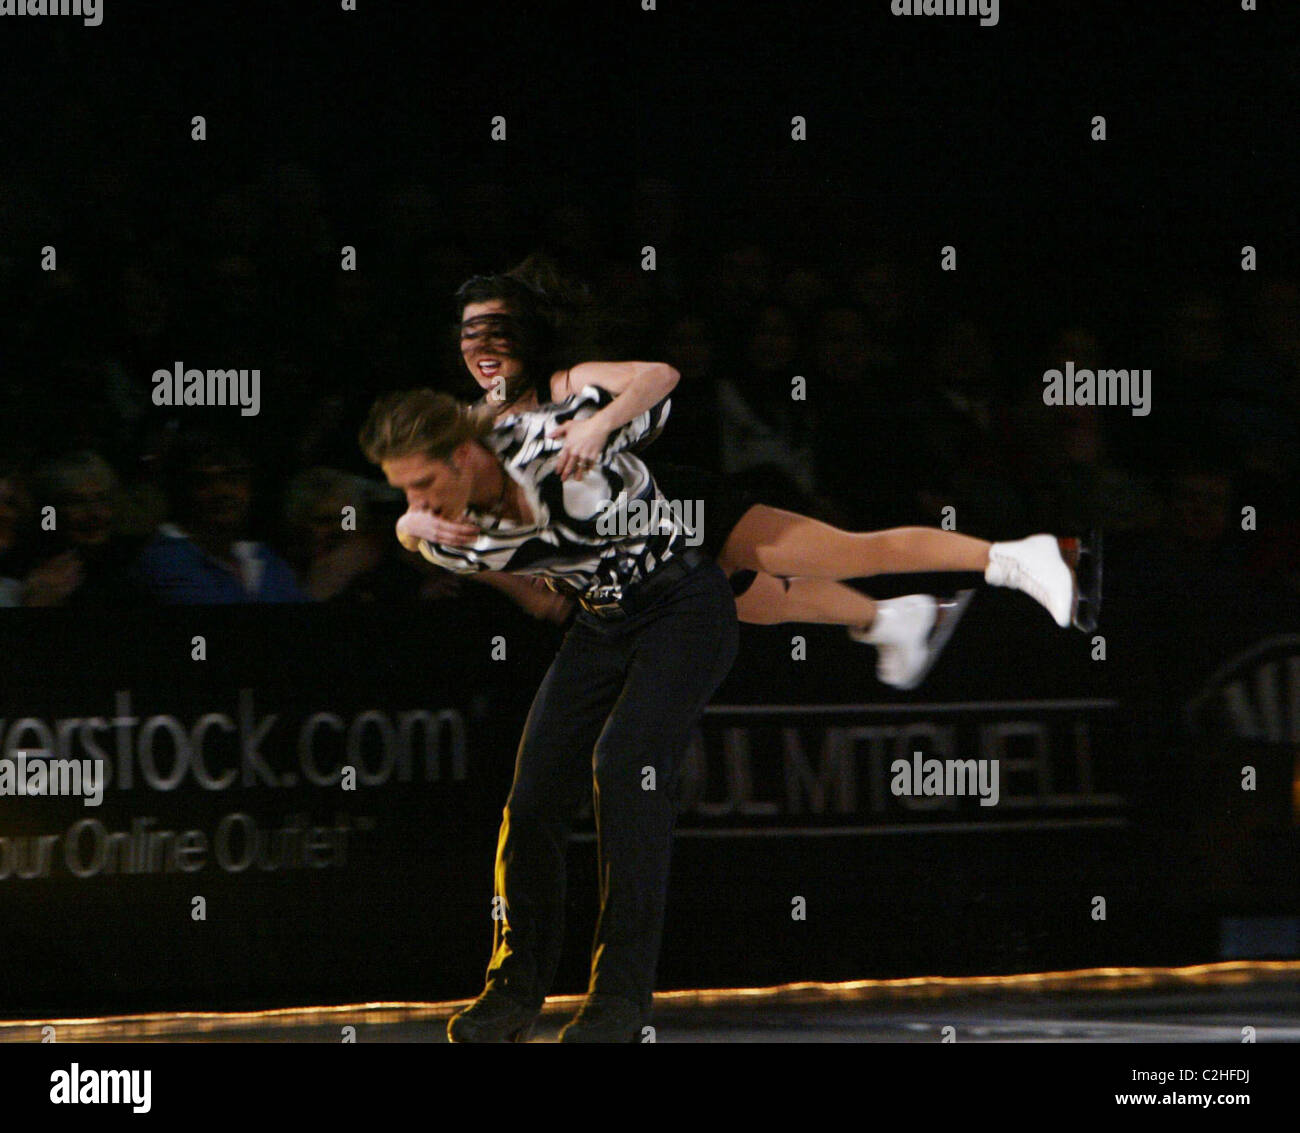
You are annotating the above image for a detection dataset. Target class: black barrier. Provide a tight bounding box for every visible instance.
[0,534,1296,1016]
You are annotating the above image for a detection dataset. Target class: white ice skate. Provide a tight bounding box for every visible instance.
[984,530,1103,631]
[850,590,976,690]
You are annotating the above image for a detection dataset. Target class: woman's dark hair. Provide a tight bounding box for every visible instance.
[453,253,600,407]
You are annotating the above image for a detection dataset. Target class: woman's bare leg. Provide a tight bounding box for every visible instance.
[733,571,877,628]
[720,505,990,581]
[729,569,972,690]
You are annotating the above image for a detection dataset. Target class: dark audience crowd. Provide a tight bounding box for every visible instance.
[2,161,1297,613]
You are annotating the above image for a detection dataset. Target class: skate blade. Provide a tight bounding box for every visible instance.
[1069,528,1103,633]
[896,588,976,691]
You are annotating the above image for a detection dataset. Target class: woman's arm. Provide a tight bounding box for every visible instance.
[553,361,679,434]
[549,361,679,480]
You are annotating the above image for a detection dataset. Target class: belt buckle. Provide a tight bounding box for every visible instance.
[582,594,627,620]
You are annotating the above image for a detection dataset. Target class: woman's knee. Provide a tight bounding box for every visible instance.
[734,572,794,625]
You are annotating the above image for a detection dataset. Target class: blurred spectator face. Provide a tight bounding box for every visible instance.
[286,469,364,562]
[664,316,714,377]
[36,454,118,549]
[745,305,797,374]
[1171,470,1232,542]
[62,472,115,550]
[0,477,25,555]
[815,307,870,382]
[189,463,253,534]
[460,299,527,396]
[306,493,350,559]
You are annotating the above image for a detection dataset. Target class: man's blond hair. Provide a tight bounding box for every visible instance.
[359,389,495,465]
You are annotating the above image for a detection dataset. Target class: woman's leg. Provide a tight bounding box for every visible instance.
[720,505,1097,632]
[720,505,990,581]
[730,569,973,691]
[734,571,877,628]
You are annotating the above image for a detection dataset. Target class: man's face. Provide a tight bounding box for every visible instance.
[460,299,526,397]
[383,448,474,520]
[190,464,253,531]
[63,475,114,548]
[307,495,349,558]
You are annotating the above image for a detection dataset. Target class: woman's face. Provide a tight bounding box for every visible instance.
[460,299,527,398]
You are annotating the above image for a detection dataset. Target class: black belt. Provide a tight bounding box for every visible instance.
[578,548,706,620]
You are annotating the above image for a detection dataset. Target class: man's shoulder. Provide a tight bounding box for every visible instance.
[494,384,610,429]
[488,393,602,463]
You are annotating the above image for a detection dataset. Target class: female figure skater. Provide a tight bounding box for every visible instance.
[399,264,1100,690]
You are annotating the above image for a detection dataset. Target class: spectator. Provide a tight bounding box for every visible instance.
[715,303,819,506]
[20,451,147,608]
[136,434,307,604]
[1010,327,1163,534]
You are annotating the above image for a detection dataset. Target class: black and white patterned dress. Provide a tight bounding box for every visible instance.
[414,386,689,605]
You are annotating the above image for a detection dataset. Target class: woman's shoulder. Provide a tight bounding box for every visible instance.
[547,368,574,401]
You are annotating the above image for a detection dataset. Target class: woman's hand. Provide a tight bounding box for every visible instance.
[549,416,613,481]
[396,508,481,549]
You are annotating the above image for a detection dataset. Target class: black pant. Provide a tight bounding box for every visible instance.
[484,558,739,1017]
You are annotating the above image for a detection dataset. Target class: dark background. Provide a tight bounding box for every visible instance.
[1,2,1297,539]
[0,0,1297,1015]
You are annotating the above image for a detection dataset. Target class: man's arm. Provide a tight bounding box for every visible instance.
[469,571,573,622]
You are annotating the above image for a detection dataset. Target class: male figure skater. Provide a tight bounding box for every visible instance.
[360,384,739,1042]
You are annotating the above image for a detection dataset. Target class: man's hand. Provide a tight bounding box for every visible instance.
[396,508,481,549]
[469,571,575,622]
[548,415,613,481]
